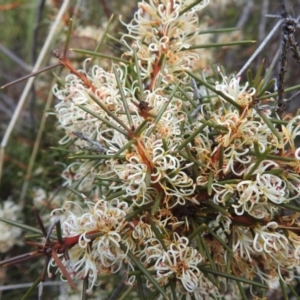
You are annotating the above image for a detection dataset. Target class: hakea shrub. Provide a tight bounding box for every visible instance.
[39,0,300,299]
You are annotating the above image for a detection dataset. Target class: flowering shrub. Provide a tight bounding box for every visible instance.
[2,0,300,299]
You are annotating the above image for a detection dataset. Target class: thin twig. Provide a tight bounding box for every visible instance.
[0,281,65,291]
[236,0,253,28]
[258,0,269,42]
[108,277,126,300]
[19,76,58,206]
[72,131,108,153]
[100,0,112,19]
[277,27,289,112]
[0,43,32,72]
[0,0,70,184]
[277,0,300,114]
[282,88,300,112]
[236,20,282,77]
[190,79,204,117]
[31,0,46,64]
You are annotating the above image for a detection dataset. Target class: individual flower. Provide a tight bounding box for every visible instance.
[215,71,255,106]
[233,180,262,215]
[253,222,289,254]
[281,115,300,149]
[211,183,237,204]
[232,226,254,262]
[146,233,202,293]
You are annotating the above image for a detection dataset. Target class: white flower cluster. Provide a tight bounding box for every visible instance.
[49,0,300,298]
[205,74,300,285]
[0,200,23,253]
[122,0,209,85]
[50,199,128,293]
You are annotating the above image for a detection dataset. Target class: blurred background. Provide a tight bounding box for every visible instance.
[0,0,300,299]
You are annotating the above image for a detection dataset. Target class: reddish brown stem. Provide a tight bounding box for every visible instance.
[60,58,96,92]
[149,57,162,91]
[52,249,77,290]
[99,0,111,18]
